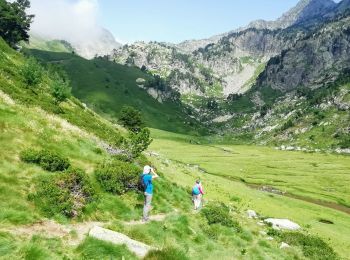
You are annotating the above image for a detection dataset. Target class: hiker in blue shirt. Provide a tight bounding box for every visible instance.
[141,165,159,222]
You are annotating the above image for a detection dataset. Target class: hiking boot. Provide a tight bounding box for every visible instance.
[142,217,149,223]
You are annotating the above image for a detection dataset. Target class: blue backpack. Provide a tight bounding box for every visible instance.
[192,185,200,195]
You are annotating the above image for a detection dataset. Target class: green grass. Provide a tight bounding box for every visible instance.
[76,237,138,260]
[150,134,350,208]
[22,34,74,53]
[26,49,205,135]
[149,129,350,259]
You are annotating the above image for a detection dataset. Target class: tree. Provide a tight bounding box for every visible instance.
[127,128,152,159]
[118,106,144,132]
[0,0,34,48]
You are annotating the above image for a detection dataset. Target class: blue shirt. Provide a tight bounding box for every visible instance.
[142,174,153,194]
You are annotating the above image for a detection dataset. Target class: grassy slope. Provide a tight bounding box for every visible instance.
[26,49,204,135]
[149,129,350,258]
[0,39,309,259]
[22,34,74,53]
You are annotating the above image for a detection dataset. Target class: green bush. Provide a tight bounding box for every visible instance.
[280,232,338,260]
[144,247,189,260]
[127,128,153,159]
[31,168,95,218]
[95,160,141,195]
[51,75,71,103]
[20,148,40,163]
[118,105,144,132]
[20,149,70,172]
[201,202,241,231]
[21,57,43,87]
[280,119,294,131]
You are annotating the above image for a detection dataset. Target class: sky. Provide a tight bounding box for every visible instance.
[29,0,339,44]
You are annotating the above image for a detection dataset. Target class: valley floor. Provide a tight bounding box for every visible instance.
[149,129,350,259]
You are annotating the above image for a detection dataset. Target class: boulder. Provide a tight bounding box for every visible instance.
[264,218,300,230]
[89,226,154,258]
[247,210,258,219]
[280,242,290,249]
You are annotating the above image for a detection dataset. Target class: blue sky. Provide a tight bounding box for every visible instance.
[99,0,301,43]
[30,0,341,44]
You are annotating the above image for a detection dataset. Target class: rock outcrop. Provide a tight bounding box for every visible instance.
[89,226,154,258]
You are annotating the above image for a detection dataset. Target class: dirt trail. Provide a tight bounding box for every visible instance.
[124,214,168,226]
[4,220,106,245]
[4,212,172,245]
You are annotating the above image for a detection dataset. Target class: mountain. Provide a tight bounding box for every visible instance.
[176,0,336,53]
[71,28,122,59]
[112,0,341,100]
[256,13,350,92]
[28,28,121,59]
[22,33,74,53]
[240,0,336,31]
[2,36,347,259]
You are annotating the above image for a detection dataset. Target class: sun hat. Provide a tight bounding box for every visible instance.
[143,165,152,173]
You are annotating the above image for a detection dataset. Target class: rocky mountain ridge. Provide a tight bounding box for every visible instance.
[111,0,345,100]
[256,13,350,91]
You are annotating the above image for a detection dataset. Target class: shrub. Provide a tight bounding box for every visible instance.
[95,160,141,195]
[118,106,144,132]
[31,168,95,217]
[20,149,70,172]
[280,232,338,260]
[51,75,71,103]
[280,119,294,131]
[338,136,350,149]
[21,57,43,87]
[20,148,40,163]
[127,128,153,159]
[201,202,241,231]
[144,247,189,260]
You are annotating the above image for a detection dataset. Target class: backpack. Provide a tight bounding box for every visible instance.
[192,185,200,195]
[139,174,147,191]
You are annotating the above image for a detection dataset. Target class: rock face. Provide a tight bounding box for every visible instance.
[257,15,350,92]
[89,226,154,258]
[264,218,301,230]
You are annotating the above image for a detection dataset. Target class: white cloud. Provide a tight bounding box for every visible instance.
[29,0,105,43]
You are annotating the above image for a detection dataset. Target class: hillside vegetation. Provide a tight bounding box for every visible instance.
[26,49,205,135]
[1,36,348,259]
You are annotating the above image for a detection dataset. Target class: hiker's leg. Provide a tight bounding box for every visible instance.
[194,195,200,209]
[143,193,152,220]
[198,194,202,209]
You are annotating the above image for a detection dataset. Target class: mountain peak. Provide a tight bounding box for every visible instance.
[244,0,336,30]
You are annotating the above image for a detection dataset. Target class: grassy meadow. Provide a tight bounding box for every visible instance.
[149,129,350,258]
